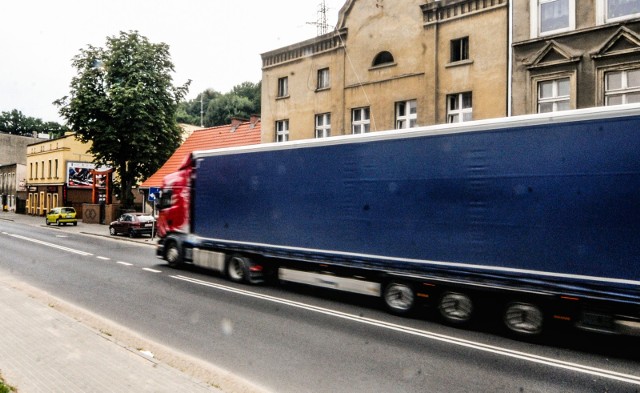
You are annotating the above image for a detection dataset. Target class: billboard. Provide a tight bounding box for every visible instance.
[67,162,110,188]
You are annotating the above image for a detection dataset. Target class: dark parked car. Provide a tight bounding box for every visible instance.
[109,213,156,237]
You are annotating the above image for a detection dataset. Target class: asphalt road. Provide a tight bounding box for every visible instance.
[1,219,639,392]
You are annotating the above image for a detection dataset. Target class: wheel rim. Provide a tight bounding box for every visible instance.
[438,292,473,324]
[228,257,246,282]
[166,245,180,266]
[384,283,415,313]
[109,227,115,235]
[504,303,543,335]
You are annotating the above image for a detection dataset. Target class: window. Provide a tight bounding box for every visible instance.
[450,37,469,63]
[30,163,33,180]
[606,0,640,21]
[351,107,371,134]
[605,69,640,105]
[48,160,52,179]
[315,113,331,138]
[372,51,394,67]
[277,77,288,98]
[41,161,45,179]
[54,159,59,179]
[538,78,570,113]
[447,93,473,123]
[276,120,289,142]
[317,68,330,90]
[395,100,417,129]
[532,0,575,36]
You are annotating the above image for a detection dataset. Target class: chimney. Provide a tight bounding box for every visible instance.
[249,114,260,126]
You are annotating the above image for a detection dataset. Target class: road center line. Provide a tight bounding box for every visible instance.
[117,261,133,266]
[9,233,93,256]
[143,268,162,273]
[172,274,640,386]
[97,256,110,260]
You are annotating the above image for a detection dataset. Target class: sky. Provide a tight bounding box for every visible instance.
[0,0,344,123]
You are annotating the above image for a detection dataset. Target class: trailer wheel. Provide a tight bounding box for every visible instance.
[383,281,415,315]
[164,241,183,268]
[503,302,544,336]
[438,291,474,325]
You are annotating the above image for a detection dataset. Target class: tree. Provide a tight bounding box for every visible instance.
[55,31,190,209]
[0,109,68,137]
[177,82,260,127]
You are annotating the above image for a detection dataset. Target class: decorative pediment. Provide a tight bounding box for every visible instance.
[592,26,640,59]
[525,40,582,69]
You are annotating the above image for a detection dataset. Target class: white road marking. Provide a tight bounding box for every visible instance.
[8,234,93,256]
[117,261,133,266]
[143,268,162,273]
[172,274,640,386]
[97,256,110,260]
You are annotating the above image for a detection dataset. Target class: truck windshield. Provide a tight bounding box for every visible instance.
[158,189,172,210]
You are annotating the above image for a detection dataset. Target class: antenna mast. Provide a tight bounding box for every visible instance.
[307,0,329,36]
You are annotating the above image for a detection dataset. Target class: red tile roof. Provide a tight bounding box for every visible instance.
[140,119,261,188]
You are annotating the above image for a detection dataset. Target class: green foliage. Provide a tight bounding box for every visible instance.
[177,81,260,127]
[0,109,67,138]
[55,31,190,208]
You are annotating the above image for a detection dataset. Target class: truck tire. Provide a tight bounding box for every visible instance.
[383,281,415,315]
[503,302,544,336]
[226,255,250,283]
[165,241,183,268]
[438,291,474,325]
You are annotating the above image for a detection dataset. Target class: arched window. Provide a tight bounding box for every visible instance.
[372,51,394,67]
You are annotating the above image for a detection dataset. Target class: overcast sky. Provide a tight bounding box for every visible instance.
[0,0,344,123]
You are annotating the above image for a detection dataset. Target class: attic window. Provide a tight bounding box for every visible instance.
[372,51,394,67]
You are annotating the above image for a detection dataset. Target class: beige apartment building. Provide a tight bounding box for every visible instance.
[25,132,95,217]
[511,0,640,115]
[261,0,510,142]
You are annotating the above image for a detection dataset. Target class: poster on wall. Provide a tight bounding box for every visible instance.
[67,162,111,188]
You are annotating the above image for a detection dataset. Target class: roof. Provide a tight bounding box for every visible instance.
[140,119,261,189]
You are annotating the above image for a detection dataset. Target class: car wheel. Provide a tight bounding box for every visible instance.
[109,226,116,236]
[56,218,61,227]
[128,229,135,238]
[45,218,50,226]
[73,222,77,226]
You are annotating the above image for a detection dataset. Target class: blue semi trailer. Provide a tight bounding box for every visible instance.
[157,105,640,337]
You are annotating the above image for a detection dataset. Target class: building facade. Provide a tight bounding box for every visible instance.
[260,0,509,142]
[511,0,640,115]
[0,163,27,212]
[25,133,95,218]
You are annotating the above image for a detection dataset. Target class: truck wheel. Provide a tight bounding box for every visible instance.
[165,241,183,268]
[503,302,544,336]
[226,255,250,283]
[383,281,415,315]
[438,291,473,325]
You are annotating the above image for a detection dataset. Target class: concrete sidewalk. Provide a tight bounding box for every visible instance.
[0,212,265,393]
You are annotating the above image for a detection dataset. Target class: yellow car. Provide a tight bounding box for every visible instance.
[45,207,78,226]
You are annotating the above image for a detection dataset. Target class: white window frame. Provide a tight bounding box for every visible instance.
[530,0,575,38]
[395,100,417,129]
[446,93,472,123]
[537,77,571,113]
[315,113,331,138]
[450,37,469,63]
[317,68,330,90]
[597,0,640,24]
[277,77,288,98]
[275,120,289,142]
[351,107,370,134]
[604,68,640,106]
